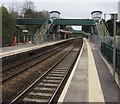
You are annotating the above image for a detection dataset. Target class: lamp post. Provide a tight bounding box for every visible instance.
[110,13,118,79]
[104,14,106,21]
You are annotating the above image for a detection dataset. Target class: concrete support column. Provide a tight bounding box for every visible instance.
[64,33,66,39]
[113,14,117,79]
[91,26,94,34]
[17,36,20,44]
[24,36,26,43]
[52,34,55,41]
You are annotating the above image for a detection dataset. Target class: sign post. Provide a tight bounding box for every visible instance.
[110,13,118,79]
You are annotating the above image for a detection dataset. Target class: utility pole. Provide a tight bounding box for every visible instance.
[104,14,106,21]
[110,13,118,79]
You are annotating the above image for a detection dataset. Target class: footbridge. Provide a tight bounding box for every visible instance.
[16,18,98,43]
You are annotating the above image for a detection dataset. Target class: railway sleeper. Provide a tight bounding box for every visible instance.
[46,76,63,80]
[28,92,52,98]
[22,96,49,103]
[50,71,66,74]
[43,79,61,83]
[48,73,64,77]
[34,87,55,93]
[24,94,51,99]
[38,83,59,87]
[55,68,68,71]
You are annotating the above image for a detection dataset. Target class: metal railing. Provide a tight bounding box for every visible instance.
[101,42,120,74]
[43,21,55,41]
[33,20,54,44]
[89,35,120,49]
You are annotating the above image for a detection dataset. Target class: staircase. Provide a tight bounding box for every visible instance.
[33,20,54,44]
[97,20,109,36]
[97,24,105,36]
[43,22,55,41]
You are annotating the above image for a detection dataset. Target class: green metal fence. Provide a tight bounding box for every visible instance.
[101,42,120,74]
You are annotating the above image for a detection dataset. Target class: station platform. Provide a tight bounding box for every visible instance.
[58,38,119,103]
[0,39,70,58]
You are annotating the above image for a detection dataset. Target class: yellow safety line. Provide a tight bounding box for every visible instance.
[85,39,105,102]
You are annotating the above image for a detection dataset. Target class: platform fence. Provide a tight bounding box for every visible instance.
[88,34,120,74]
[88,35,120,49]
[100,42,120,74]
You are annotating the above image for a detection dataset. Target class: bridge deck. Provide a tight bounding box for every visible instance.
[16,18,95,25]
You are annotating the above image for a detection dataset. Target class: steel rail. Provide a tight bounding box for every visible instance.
[2,40,73,82]
[10,39,82,104]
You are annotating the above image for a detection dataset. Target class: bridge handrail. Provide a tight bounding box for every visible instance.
[42,20,54,41]
[33,19,55,43]
[45,22,54,36]
[33,19,49,42]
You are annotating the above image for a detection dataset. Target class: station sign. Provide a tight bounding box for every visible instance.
[22,30,28,33]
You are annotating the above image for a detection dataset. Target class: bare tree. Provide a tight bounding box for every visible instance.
[8,2,22,18]
[21,0,35,15]
[41,10,50,19]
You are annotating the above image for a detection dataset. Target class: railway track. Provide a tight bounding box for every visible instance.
[10,38,83,103]
[2,40,74,82]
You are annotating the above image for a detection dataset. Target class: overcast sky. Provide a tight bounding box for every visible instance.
[1,0,120,30]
